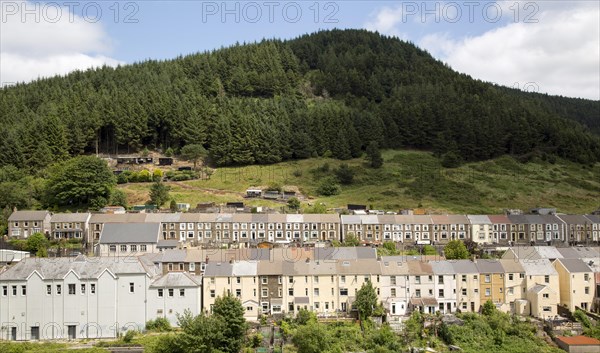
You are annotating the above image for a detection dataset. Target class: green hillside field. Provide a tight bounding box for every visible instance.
[119,150,600,214]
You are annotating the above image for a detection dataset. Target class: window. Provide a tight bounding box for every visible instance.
[289,276,294,284]
[544,275,550,283]
[81,284,86,294]
[129,283,135,293]
[168,289,174,297]
[438,275,444,284]
[288,288,294,296]
[461,288,467,296]
[439,289,444,298]
[68,284,76,295]
[278,288,282,297]
[140,245,147,252]
[210,290,215,298]
[236,277,241,284]
[314,288,319,296]
[391,288,396,297]
[508,274,513,281]
[21,285,26,296]
[415,289,421,298]
[120,245,127,252]
[484,275,491,283]
[189,262,195,271]
[542,306,552,312]
[314,276,319,284]
[56,285,62,294]
[584,274,590,281]
[462,275,467,282]
[236,289,241,297]
[46,285,51,295]
[90,284,96,294]
[508,288,514,295]
[340,288,348,296]
[109,245,116,252]
[341,275,346,284]
[415,276,421,284]
[262,289,268,297]
[542,293,549,299]
[179,289,185,297]
[585,287,590,294]
[261,277,268,284]
[390,276,396,285]
[130,245,137,252]
[158,289,164,297]
[485,288,491,296]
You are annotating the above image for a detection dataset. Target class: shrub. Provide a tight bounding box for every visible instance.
[146,317,172,332]
[138,170,152,182]
[317,177,341,196]
[152,169,163,181]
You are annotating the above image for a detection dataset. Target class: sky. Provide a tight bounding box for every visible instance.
[1,0,599,100]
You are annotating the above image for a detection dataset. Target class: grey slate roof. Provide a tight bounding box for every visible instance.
[99,223,160,244]
[0,256,149,281]
[467,215,492,225]
[204,261,257,277]
[314,247,377,261]
[150,272,201,287]
[8,210,49,221]
[474,260,505,273]
[429,260,456,274]
[520,259,558,276]
[449,260,481,274]
[50,213,90,223]
[556,258,593,273]
[556,247,600,259]
[528,284,554,294]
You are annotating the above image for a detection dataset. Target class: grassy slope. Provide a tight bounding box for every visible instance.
[119,150,600,214]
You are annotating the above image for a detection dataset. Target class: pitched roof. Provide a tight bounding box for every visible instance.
[8,210,50,221]
[504,246,563,260]
[449,260,479,274]
[467,215,492,224]
[556,247,600,259]
[89,213,148,223]
[150,272,201,287]
[0,256,149,281]
[520,259,558,276]
[557,215,593,224]
[314,247,377,261]
[498,259,525,273]
[556,258,593,273]
[487,215,512,224]
[474,259,505,273]
[203,260,259,277]
[429,260,456,274]
[528,284,554,294]
[50,213,91,223]
[556,335,600,346]
[99,223,160,244]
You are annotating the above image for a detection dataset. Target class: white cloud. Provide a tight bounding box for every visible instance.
[0,1,123,86]
[363,6,408,39]
[364,2,600,100]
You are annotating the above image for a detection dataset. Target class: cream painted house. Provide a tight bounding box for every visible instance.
[202,261,260,320]
[451,260,480,312]
[553,258,594,312]
[519,259,560,317]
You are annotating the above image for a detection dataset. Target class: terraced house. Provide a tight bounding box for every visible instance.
[7,210,51,239]
[50,212,91,240]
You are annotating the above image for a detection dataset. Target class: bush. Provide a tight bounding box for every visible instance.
[441,151,463,168]
[334,163,355,185]
[122,330,137,343]
[317,177,341,196]
[146,317,172,332]
[152,169,163,181]
[116,173,129,184]
[165,147,174,157]
[138,170,152,182]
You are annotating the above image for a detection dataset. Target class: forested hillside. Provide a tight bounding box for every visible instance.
[1,29,599,173]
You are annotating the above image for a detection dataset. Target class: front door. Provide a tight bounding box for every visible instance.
[67,325,76,340]
[341,302,347,312]
[11,327,16,340]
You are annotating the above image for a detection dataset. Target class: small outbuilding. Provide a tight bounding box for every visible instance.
[555,335,600,353]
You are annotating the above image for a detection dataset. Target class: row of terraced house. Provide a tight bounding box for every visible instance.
[6,211,600,255]
[0,246,599,341]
